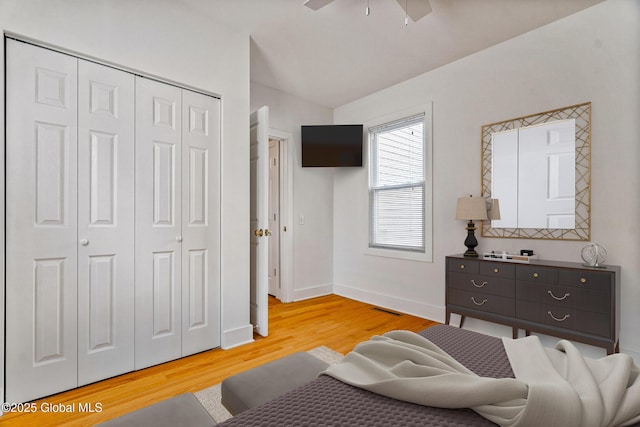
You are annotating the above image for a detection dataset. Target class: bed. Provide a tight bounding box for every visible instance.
[217,324,640,427]
[218,325,514,426]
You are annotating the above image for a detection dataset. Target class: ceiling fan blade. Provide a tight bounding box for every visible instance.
[396,0,432,22]
[304,0,335,11]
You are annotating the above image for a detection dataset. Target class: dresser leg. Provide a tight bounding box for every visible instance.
[445,310,450,325]
[459,315,466,328]
[609,341,620,355]
[512,328,518,339]
[525,330,531,337]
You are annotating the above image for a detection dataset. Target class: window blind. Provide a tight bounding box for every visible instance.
[369,114,425,252]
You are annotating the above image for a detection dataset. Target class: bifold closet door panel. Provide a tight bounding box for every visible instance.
[181,90,221,356]
[5,40,79,403]
[77,60,135,385]
[135,77,183,370]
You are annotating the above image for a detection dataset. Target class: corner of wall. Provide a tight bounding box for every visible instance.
[0,30,6,408]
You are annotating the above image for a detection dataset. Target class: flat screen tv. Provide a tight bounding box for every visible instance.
[301,124,363,167]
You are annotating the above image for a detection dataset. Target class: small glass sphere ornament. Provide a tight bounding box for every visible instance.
[581,243,607,268]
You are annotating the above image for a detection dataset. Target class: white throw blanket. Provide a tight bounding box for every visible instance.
[321,330,640,427]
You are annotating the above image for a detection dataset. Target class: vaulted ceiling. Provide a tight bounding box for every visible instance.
[177,0,605,108]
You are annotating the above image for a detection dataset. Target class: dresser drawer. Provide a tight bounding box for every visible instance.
[516,265,558,284]
[516,300,610,338]
[480,262,515,279]
[516,282,610,314]
[448,289,515,317]
[558,270,612,291]
[449,272,514,298]
[447,258,479,274]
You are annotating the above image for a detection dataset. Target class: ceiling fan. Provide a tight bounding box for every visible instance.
[304,0,432,23]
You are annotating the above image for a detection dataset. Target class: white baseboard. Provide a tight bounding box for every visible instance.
[221,324,254,350]
[333,284,443,323]
[292,283,333,301]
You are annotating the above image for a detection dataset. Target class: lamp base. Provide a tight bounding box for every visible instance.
[463,220,479,257]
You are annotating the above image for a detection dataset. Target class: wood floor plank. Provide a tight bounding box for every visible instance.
[1,295,436,426]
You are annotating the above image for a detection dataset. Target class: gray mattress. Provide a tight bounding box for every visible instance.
[218,325,513,426]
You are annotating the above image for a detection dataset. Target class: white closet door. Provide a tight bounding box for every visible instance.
[5,40,79,402]
[181,90,221,356]
[135,77,183,369]
[77,60,135,385]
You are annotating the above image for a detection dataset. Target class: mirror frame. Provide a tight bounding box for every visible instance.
[481,102,591,240]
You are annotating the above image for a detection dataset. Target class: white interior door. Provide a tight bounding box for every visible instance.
[250,107,269,336]
[76,59,135,385]
[135,77,183,369]
[180,90,221,355]
[5,40,79,402]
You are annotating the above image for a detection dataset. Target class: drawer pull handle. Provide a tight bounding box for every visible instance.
[494,268,499,273]
[580,277,587,284]
[548,311,570,322]
[471,297,488,306]
[533,272,539,278]
[460,265,465,269]
[548,291,570,301]
[471,280,487,288]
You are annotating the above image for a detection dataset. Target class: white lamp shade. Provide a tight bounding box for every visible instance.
[456,196,488,221]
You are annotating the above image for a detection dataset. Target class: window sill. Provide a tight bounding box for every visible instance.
[364,246,432,263]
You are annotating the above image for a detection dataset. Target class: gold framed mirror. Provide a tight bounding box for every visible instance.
[481,102,591,240]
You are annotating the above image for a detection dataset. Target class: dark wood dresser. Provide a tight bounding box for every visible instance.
[445,254,621,354]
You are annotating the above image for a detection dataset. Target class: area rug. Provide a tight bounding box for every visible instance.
[194,346,344,423]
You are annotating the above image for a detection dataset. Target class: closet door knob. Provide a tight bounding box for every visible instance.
[80,239,89,246]
[176,236,183,242]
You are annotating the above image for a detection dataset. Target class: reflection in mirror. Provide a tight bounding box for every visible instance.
[492,119,576,229]
[481,102,591,240]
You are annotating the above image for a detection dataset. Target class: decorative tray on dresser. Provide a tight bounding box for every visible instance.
[445,254,621,354]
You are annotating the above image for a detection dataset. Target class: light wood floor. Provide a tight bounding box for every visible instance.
[1,294,437,426]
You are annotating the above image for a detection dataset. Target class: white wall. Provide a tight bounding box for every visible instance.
[0,3,253,408]
[251,82,335,300]
[333,0,640,360]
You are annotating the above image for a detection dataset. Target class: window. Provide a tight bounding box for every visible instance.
[369,113,426,253]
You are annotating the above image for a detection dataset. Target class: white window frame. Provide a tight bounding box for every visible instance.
[364,104,433,262]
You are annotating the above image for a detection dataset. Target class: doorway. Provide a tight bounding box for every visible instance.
[266,129,293,303]
[268,139,281,299]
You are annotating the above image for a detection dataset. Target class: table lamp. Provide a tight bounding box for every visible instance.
[455,196,488,257]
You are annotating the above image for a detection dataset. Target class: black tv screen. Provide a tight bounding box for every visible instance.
[301,124,363,167]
